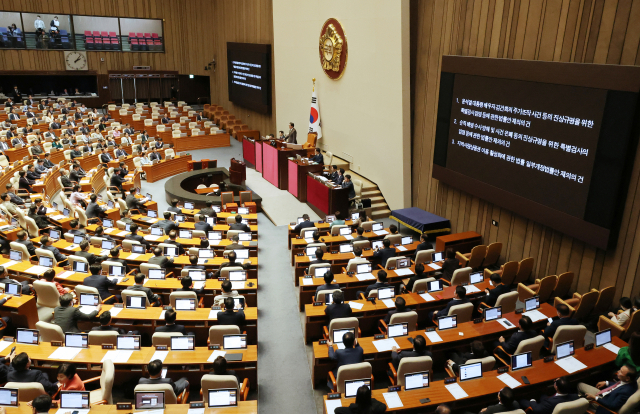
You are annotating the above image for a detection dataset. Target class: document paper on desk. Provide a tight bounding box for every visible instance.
[302,278,314,286]
[232,281,245,289]
[26,265,50,275]
[159,310,166,320]
[383,392,403,408]
[56,271,75,279]
[126,253,141,260]
[117,231,128,236]
[355,273,375,281]
[187,409,205,414]
[56,409,89,414]
[497,373,522,388]
[394,268,414,276]
[604,343,621,354]
[151,350,169,362]
[419,293,436,302]
[207,350,226,362]
[101,350,133,363]
[381,299,395,308]
[428,263,441,270]
[343,235,354,240]
[49,347,82,360]
[425,331,443,343]
[396,246,407,252]
[555,356,587,374]
[325,399,342,414]
[522,309,547,322]
[0,340,14,353]
[109,307,123,317]
[374,230,389,236]
[372,338,399,352]
[208,310,219,320]
[464,285,481,294]
[0,260,19,269]
[348,301,364,310]
[144,235,161,241]
[79,306,98,315]
[445,383,469,399]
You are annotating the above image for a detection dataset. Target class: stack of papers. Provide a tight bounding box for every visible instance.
[207,350,226,362]
[100,249,111,256]
[208,310,219,319]
[355,273,375,281]
[126,253,141,260]
[198,258,210,265]
[304,238,314,244]
[373,230,389,236]
[325,399,342,414]
[187,408,204,414]
[49,347,82,360]
[232,281,245,289]
[57,271,75,279]
[419,293,435,302]
[348,301,364,310]
[397,246,408,252]
[79,306,98,315]
[302,278,314,286]
[425,331,443,343]
[193,282,205,290]
[101,350,133,363]
[372,338,399,352]
[381,299,395,308]
[382,392,403,408]
[604,343,621,354]
[497,373,522,388]
[428,263,441,270]
[144,235,162,241]
[50,214,66,220]
[394,268,414,276]
[151,350,169,362]
[109,307,123,317]
[343,235,354,240]
[522,309,547,322]
[445,383,468,399]
[104,228,116,234]
[464,285,481,294]
[26,265,49,275]
[555,356,587,373]
[0,260,19,269]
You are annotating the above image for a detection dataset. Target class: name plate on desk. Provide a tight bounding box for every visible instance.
[102,344,114,350]
[474,317,483,324]
[367,297,376,302]
[117,403,132,410]
[313,302,323,306]
[388,385,402,393]
[387,267,395,271]
[2,336,14,342]
[319,339,327,345]
[304,275,312,279]
[218,277,226,281]
[208,344,220,350]
[163,306,172,310]
[426,327,436,332]
[374,334,385,339]
[585,343,594,351]
[51,341,62,347]
[327,393,341,400]
[156,345,168,350]
[515,308,523,314]
[114,303,124,308]
[544,356,555,363]
[347,272,354,276]
[444,377,457,384]
[417,290,425,294]
[211,306,221,310]
[297,253,304,256]
[189,402,205,409]
[498,366,509,374]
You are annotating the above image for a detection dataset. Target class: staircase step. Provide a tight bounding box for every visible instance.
[371,209,391,219]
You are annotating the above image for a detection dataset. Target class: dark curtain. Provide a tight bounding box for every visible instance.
[122,78,135,103]
[135,78,149,103]
[109,78,122,101]
[149,78,161,102]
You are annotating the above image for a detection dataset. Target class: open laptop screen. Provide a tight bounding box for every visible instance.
[404,371,429,391]
[171,335,195,350]
[344,379,371,398]
[0,389,18,407]
[438,315,457,330]
[207,389,238,407]
[484,306,502,322]
[175,298,196,311]
[525,296,540,311]
[511,351,532,371]
[223,334,247,349]
[459,362,483,381]
[16,328,39,345]
[117,335,141,350]
[387,323,408,338]
[595,329,612,347]
[135,391,165,410]
[60,391,90,409]
[556,340,575,360]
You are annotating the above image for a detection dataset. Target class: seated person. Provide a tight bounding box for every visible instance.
[305,248,330,275]
[40,234,67,263]
[315,271,340,301]
[351,227,368,243]
[383,296,409,324]
[519,376,578,414]
[544,304,579,346]
[149,247,175,270]
[481,273,510,307]
[324,290,352,322]
[210,356,236,378]
[390,334,431,369]
[41,268,70,296]
[405,263,427,292]
[164,230,185,255]
[226,234,245,251]
[139,359,189,397]
[124,224,151,250]
[167,199,181,213]
[76,240,107,264]
[215,251,250,277]
[608,297,633,327]
[90,311,126,334]
[8,352,58,394]
[151,212,178,234]
[128,273,161,306]
[54,293,101,333]
[56,363,85,392]
[217,296,245,327]
[84,264,118,304]
[108,248,128,271]
[330,211,345,227]
[446,340,489,375]
[178,275,205,295]
[156,309,186,334]
[372,239,396,268]
[294,214,315,234]
[493,315,536,356]
[194,214,213,233]
[415,232,433,255]
[28,204,50,229]
[615,332,640,372]
[429,285,468,324]
[579,365,638,414]
[229,214,250,232]
[213,280,239,306]
[479,387,520,414]
[66,219,85,236]
[440,248,459,281]
[359,269,389,299]
[327,331,363,388]
[335,385,386,414]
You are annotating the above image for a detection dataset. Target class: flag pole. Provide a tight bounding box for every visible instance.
[312,78,315,92]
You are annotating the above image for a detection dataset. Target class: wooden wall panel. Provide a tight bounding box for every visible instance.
[412,0,640,301]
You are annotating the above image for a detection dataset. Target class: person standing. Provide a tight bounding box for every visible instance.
[285,122,297,144]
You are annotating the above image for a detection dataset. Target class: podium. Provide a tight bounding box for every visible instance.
[288,159,323,202]
[262,141,307,190]
[306,174,350,216]
[230,158,246,185]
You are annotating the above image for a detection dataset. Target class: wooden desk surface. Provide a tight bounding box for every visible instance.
[141,155,192,183]
[293,242,420,264]
[98,305,258,324]
[322,337,625,412]
[6,403,257,414]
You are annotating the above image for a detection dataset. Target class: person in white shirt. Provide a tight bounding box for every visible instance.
[91,130,102,141]
[608,297,633,327]
[69,185,87,208]
[120,133,132,146]
[34,16,45,31]
[213,280,240,306]
[79,104,87,113]
[139,152,152,165]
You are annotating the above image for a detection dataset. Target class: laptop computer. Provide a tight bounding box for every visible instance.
[438,315,457,330]
[401,236,413,245]
[470,272,483,284]
[163,246,179,257]
[184,202,194,210]
[134,391,165,410]
[49,229,61,239]
[102,219,113,228]
[484,306,502,322]
[101,239,115,250]
[4,282,21,296]
[525,296,540,311]
[229,271,246,281]
[16,328,39,345]
[314,267,330,278]
[206,217,216,226]
[73,235,85,244]
[339,243,353,253]
[556,340,575,360]
[238,207,249,215]
[357,263,372,274]
[175,214,186,223]
[371,223,384,231]
[131,244,146,254]
[325,215,336,223]
[170,335,195,350]
[377,287,394,300]
[344,378,371,398]
[9,250,22,262]
[223,334,247,350]
[148,269,166,280]
[150,227,163,236]
[72,261,88,273]
[179,230,192,239]
[208,231,222,240]
[207,389,237,408]
[351,212,361,221]
[432,252,444,262]
[387,323,408,338]
[79,293,100,307]
[0,389,18,407]
[396,257,410,268]
[38,256,54,268]
[109,265,125,276]
[511,351,532,371]
[233,297,245,310]
[147,210,158,219]
[238,232,252,241]
[59,391,90,409]
[126,296,147,309]
[459,362,482,381]
[188,270,207,281]
[235,250,249,260]
[339,227,351,236]
[405,371,430,391]
[371,240,384,250]
[174,298,196,311]
[117,335,141,350]
[199,249,214,258]
[65,333,88,348]
[595,329,612,347]
[333,328,355,348]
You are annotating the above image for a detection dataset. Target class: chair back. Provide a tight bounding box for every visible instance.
[32,280,61,308]
[330,225,348,236]
[616,377,640,414]
[90,237,105,248]
[466,245,487,268]
[345,259,369,273]
[360,221,374,232]
[219,266,244,280]
[201,375,239,404]
[622,311,640,341]
[220,192,234,206]
[25,217,40,238]
[4,382,46,402]
[240,191,252,204]
[450,267,472,286]
[134,384,177,404]
[495,291,519,314]
[551,398,590,414]
[513,335,545,360]
[140,263,162,277]
[307,243,328,253]
[151,332,183,346]
[227,230,241,240]
[336,362,372,394]
[389,311,418,331]
[384,234,402,245]
[300,228,317,239]
[513,257,534,285]
[397,356,433,387]
[35,321,64,342]
[208,325,241,345]
[122,239,141,251]
[316,289,342,302]
[414,249,434,266]
[592,286,615,316]
[411,277,435,293]
[447,302,474,323]
[88,330,119,345]
[550,325,587,354]
[353,179,363,198]
[465,356,496,372]
[553,272,574,299]
[116,220,127,230]
[35,248,58,265]
[573,290,599,321]
[537,275,559,303]
[482,242,502,268]
[327,317,359,341]
[98,359,115,404]
[9,242,30,260]
[170,291,197,308]
[75,284,100,298]
[308,263,331,278]
[121,290,150,307]
[385,257,400,270]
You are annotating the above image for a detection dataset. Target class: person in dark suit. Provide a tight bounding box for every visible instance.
[210,356,236,379]
[383,296,409,325]
[109,169,126,196]
[390,334,432,369]
[91,311,126,334]
[139,359,189,396]
[115,144,128,158]
[156,309,186,334]
[128,273,161,306]
[66,219,85,237]
[315,271,340,301]
[440,248,460,281]
[336,169,346,186]
[481,273,511,308]
[372,239,396,268]
[415,233,433,256]
[69,164,84,183]
[305,248,331,275]
[69,145,83,159]
[167,199,182,213]
[446,340,489,375]
[494,315,536,355]
[74,241,104,265]
[99,148,112,164]
[149,147,162,162]
[225,234,245,251]
[328,331,363,372]
[351,227,368,244]
[214,251,251,277]
[193,214,213,233]
[28,205,50,229]
[335,385,386,414]
[59,169,73,189]
[310,148,324,164]
[15,231,36,256]
[199,201,217,218]
[151,212,178,234]
[84,264,118,304]
[360,269,390,299]
[42,153,55,169]
[479,387,520,414]
[405,263,428,293]
[125,188,146,212]
[85,194,106,220]
[580,364,638,414]
[40,235,66,263]
[53,293,101,333]
[520,377,578,414]
[178,276,205,295]
[18,171,34,193]
[125,224,151,250]
[8,352,58,394]
[107,248,129,271]
[164,230,185,255]
[217,296,245,327]
[294,214,316,234]
[324,290,353,322]
[544,304,579,346]
[161,116,170,124]
[229,215,250,232]
[284,122,297,144]
[149,247,175,270]
[430,285,469,323]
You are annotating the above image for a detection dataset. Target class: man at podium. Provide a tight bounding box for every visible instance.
[285,122,297,144]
